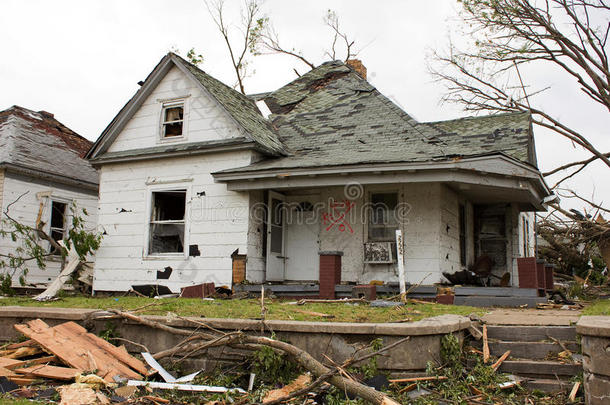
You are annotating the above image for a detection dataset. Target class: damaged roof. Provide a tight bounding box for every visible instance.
[217,60,536,174]
[87,53,286,161]
[0,106,98,187]
[174,55,286,156]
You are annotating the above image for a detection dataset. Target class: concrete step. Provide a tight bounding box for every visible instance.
[454,296,547,308]
[522,378,572,393]
[498,360,581,377]
[486,325,576,342]
[489,341,579,359]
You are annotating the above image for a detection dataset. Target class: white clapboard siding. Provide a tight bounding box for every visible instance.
[93,150,254,292]
[439,185,461,275]
[107,66,243,153]
[0,172,98,287]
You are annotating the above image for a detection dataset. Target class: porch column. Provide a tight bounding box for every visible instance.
[319,251,343,299]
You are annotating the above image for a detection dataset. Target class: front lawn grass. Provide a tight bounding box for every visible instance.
[582,298,610,316]
[0,295,483,323]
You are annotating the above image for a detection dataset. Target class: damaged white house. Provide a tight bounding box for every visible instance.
[0,106,98,287]
[87,53,551,294]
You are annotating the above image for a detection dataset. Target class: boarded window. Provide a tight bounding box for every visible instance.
[368,192,399,241]
[49,201,67,254]
[149,190,186,254]
[162,103,184,138]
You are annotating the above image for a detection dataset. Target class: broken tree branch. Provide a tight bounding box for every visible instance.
[107,310,404,405]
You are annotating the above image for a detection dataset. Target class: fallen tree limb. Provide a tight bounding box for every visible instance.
[109,310,404,405]
[34,241,80,301]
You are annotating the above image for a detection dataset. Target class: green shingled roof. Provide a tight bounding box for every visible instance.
[216,61,535,174]
[173,55,286,156]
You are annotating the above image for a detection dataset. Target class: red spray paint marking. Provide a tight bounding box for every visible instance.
[322,199,354,233]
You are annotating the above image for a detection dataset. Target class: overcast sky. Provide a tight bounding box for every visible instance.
[1,0,608,211]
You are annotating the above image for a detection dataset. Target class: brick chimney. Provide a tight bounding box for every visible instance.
[346,59,367,80]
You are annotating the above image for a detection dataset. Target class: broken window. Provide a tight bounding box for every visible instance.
[49,201,67,254]
[368,192,399,241]
[149,190,186,254]
[161,102,184,138]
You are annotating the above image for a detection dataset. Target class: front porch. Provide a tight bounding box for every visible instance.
[214,154,552,292]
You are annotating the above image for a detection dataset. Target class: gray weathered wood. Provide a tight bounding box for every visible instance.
[489,341,579,359]
[498,360,582,376]
[487,325,576,342]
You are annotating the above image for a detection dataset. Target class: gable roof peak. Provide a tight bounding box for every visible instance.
[87,52,286,160]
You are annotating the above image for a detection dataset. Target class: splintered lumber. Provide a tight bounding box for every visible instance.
[491,351,511,371]
[15,364,80,380]
[483,325,490,363]
[5,340,35,349]
[568,381,580,402]
[5,346,42,359]
[0,366,19,378]
[14,319,146,382]
[0,357,25,369]
[0,366,35,386]
[263,374,312,403]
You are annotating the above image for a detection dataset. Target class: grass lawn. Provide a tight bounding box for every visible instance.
[0,295,483,323]
[582,298,610,316]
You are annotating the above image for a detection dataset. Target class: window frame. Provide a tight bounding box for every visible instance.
[47,198,71,255]
[366,190,400,243]
[144,186,190,258]
[159,98,188,142]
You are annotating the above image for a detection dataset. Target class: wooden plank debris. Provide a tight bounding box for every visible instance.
[5,346,42,359]
[491,351,511,371]
[568,381,580,402]
[4,340,35,349]
[13,318,147,382]
[0,358,24,369]
[14,364,80,380]
[483,325,490,363]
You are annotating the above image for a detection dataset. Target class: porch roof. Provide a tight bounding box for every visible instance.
[213,153,552,211]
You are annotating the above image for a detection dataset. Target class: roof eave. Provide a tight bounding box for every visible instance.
[89,141,258,166]
[0,163,99,192]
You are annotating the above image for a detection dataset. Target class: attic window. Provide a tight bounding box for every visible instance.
[149,190,186,254]
[161,102,184,138]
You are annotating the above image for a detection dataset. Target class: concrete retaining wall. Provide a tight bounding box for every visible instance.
[0,306,471,374]
[577,316,610,405]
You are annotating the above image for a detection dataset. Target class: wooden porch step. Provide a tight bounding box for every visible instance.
[486,325,576,342]
[498,360,581,377]
[489,341,579,359]
[522,378,571,393]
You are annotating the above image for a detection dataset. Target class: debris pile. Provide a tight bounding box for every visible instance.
[0,319,150,404]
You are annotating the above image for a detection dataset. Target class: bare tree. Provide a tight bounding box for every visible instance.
[431,0,610,185]
[205,0,266,94]
[205,1,359,86]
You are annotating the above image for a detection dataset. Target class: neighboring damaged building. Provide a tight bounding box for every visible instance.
[88,53,550,293]
[0,106,98,287]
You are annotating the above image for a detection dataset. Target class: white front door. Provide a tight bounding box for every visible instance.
[266,191,286,281]
[285,195,320,281]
